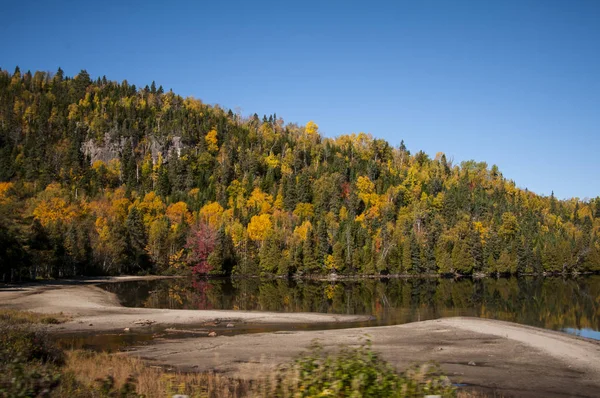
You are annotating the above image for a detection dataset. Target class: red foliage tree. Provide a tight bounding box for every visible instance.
[185,223,216,275]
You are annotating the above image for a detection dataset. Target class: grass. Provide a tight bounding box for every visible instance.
[0,309,69,325]
[54,351,250,398]
[54,348,500,398]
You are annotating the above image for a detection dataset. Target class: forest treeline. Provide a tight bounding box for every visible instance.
[0,67,599,281]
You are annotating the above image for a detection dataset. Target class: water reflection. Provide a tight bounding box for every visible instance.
[101,276,600,339]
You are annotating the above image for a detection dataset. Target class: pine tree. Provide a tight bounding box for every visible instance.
[259,233,282,274]
[451,239,473,275]
[302,228,319,273]
[317,220,329,261]
[126,207,149,271]
[469,228,484,274]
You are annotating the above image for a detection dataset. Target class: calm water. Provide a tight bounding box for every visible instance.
[101,276,600,340]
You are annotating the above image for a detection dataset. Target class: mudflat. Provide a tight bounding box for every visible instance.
[2,277,599,397]
[132,318,600,398]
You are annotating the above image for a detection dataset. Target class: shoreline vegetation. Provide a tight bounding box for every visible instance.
[1,68,600,283]
[3,269,599,286]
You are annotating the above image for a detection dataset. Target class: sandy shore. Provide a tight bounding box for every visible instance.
[132,317,600,398]
[2,277,600,397]
[0,277,372,332]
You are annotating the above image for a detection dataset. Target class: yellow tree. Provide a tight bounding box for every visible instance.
[356,176,378,207]
[247,187,273,214]
[166,201,193,226]
[205,128,219,153]
[32,184,79,227]
[305,120,319,136]
[227,179,247,212]
[136,191,166,228]
[293,220,312,242]
[247,214,272,243]
[293,203,314,220]
[199,201,225,229]
[0,182,14,205]
[300,121,319,160]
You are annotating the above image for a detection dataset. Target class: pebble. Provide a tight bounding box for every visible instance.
[124,327,130,332]
[208,331,217,337]
[226,323,234,328]
[468,361,476,366]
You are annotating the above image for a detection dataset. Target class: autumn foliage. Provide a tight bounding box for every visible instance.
[185,223,216,275]
[0,67,599,281]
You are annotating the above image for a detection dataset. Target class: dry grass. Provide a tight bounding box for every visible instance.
[0,308,69,324]
[52,348,505,398]
[44,348,505,398]
[55,350,251,398]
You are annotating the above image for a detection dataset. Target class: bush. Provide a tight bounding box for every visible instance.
[0,323,64,366]
[260,339,456,397]
[0,323,63,397]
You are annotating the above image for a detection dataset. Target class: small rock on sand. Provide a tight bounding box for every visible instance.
[134,319,156,326]
[468,361,476,366]
[208,331,217,337]
[226,323,234,328]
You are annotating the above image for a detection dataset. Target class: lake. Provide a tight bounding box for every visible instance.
[100,275,600,340]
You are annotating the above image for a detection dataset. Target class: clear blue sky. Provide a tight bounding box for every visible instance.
[2,0,599,199]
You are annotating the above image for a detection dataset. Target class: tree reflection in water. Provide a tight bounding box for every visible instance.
[103,276,600,336]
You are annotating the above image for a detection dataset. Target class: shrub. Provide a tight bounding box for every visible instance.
[259,339,456,397]
[0,323,63,397]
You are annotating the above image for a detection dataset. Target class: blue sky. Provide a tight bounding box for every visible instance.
[2,0,599,199]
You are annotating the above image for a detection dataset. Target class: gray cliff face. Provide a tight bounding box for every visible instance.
[81,133,126,165]
[82,133,183,165]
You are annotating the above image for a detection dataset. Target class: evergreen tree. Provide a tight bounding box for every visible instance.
[126,207,149,271]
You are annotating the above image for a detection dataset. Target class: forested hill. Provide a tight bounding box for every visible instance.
[0,67,599,281]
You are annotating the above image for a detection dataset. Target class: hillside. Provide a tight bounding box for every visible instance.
[0,67,599,280]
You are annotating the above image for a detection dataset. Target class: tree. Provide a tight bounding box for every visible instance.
[259,232,283,274]
[0,67,596,279]
[247,214,272,243]
[302,227,319,273]
[402,232,421,274]
[186,223,217,275]
[166,202,192,226]
[451,239,472,275]
[126,206,149,271]
[199,202,225,229]
[317,220,330,261]
[205,129,219,153]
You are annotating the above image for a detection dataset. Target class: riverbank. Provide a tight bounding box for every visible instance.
[0,276,372,332]
[2,277,600,397]
[131,317,600,398]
